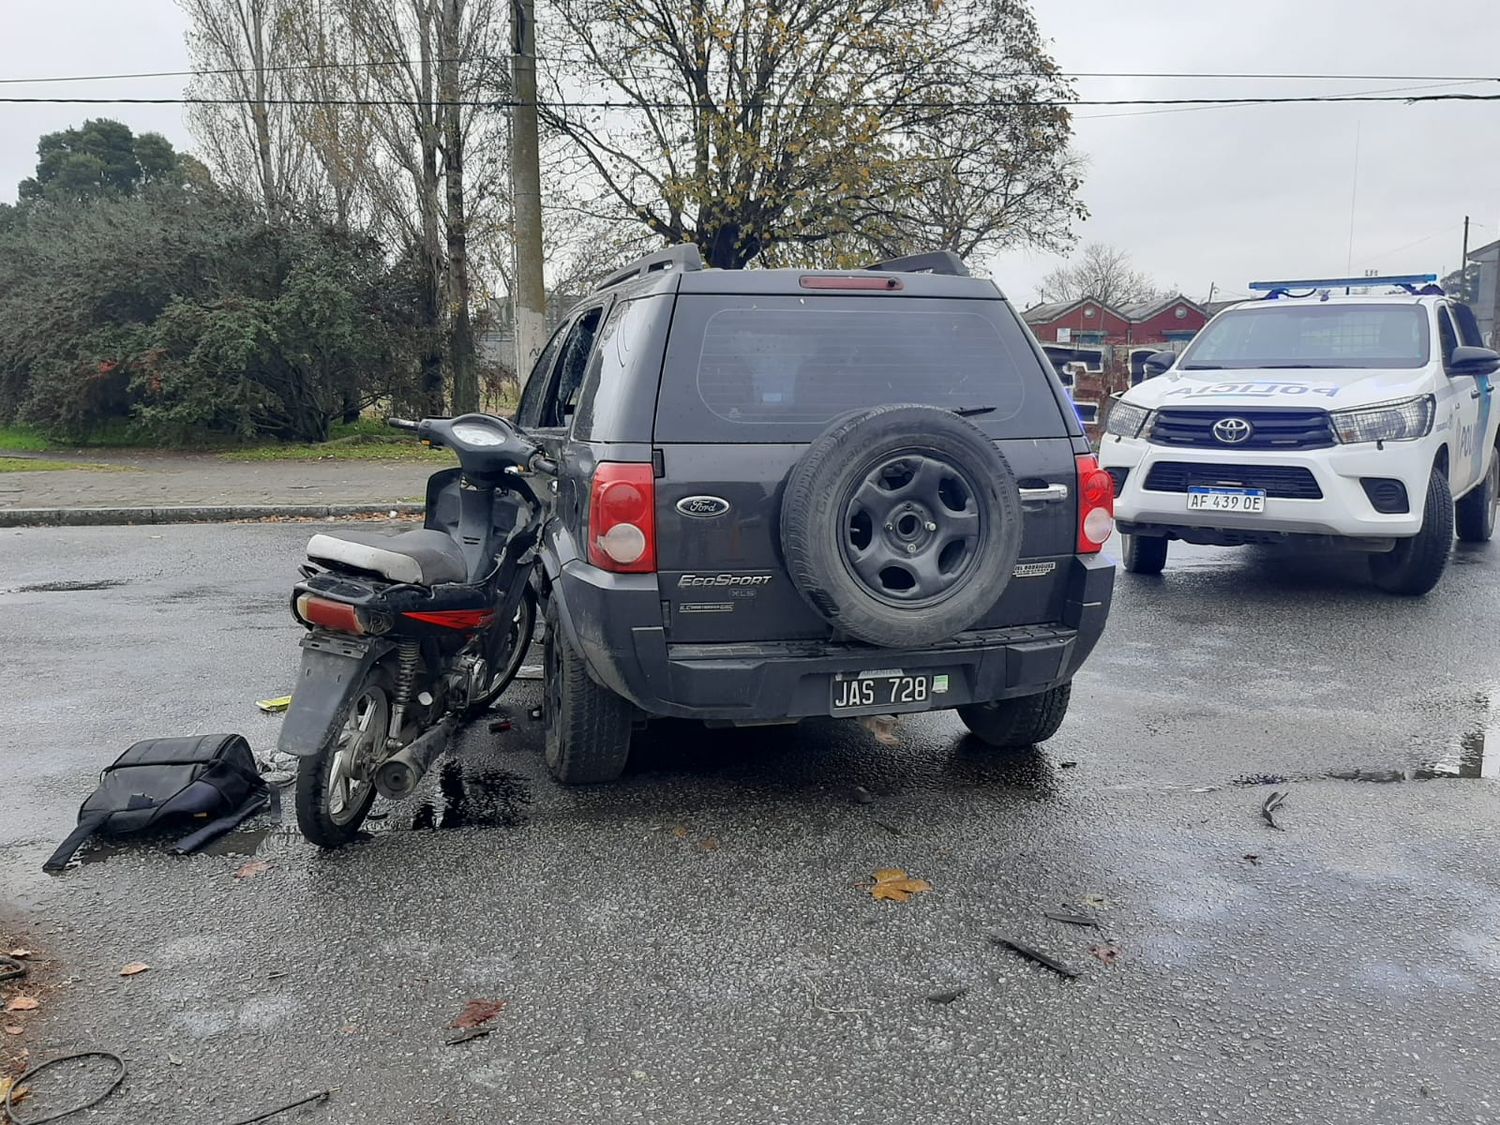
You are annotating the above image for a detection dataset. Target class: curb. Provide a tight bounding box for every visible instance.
[0,503,426,528]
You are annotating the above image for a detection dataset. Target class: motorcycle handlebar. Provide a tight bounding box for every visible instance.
[529,451,559,475]
[386,417,419,432]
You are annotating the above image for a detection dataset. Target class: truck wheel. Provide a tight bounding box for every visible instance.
[957,682,1072,749]
[1369,469,1453,595]
[1122,533,1168,575]
[1455,448,1498,543]
[780,404,1023,648]
[542,598,633,784]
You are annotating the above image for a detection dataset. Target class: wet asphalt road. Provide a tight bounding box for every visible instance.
[2,522,1498,1124]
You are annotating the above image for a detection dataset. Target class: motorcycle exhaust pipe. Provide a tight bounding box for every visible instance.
[374,715,458,800]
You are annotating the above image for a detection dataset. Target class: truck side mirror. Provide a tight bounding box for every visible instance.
[1449,345,1500,377]
[1143,351,1176,377]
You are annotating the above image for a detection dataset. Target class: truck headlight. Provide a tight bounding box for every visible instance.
[1104,399,1153,439]
[1330,396,1434,444]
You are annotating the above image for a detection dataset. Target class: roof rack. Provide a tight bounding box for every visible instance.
[593,244,704,293]
[864,251,970,277]
[1249,274,1439,299]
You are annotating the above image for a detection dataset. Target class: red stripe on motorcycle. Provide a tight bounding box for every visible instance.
[402,609,496,630]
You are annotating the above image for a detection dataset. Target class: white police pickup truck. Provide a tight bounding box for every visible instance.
[1100,275,1500,595]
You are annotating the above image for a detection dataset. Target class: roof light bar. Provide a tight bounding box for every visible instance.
[1249,273,1439,299]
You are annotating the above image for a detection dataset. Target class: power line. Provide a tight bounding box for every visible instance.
[0,60,1496,88]
[1075,79,1486,121]
[1,92,1498,110]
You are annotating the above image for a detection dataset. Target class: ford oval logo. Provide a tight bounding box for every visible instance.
[676,495,731,518]
[1212,417,1253,445]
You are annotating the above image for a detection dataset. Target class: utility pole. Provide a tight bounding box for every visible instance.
[1460,215,1471,302]
[509,0,547,389]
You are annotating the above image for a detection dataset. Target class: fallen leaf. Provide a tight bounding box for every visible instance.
[6,950,33,960]
[857,714,901,747]
[697,836,719,852]
[863,868,932,903]
[1089,943,1122,965]
[0,1078,27,1106]
[4,1025,22,1035]
[3,996,39,1013]
[450,998,507,1030]
[234,859,271,881]
[671,826,689,840]
[119,962,150,977]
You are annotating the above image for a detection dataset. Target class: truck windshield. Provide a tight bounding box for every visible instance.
[1179,304,1430,371]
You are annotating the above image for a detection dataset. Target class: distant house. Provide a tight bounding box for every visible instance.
[1023,293,1209,439]
[1021,293,1207,347]
[1467,237,1500,346]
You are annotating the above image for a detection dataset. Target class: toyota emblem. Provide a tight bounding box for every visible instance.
[1212,417,1253,445]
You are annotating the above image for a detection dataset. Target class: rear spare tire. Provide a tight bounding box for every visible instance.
[780,404,1023,648]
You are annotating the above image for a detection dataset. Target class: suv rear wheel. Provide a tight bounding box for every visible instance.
[1369,469,1453,595]
[1455,446,1498,543]
[1122,533,1168,575]
[543,598,633,784]
[957,682,1072,749]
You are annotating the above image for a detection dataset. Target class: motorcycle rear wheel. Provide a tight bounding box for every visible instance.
[295,668,391,848]
[467,586,537,713]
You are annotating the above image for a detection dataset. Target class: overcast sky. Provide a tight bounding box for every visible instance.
[1,0,1496,304]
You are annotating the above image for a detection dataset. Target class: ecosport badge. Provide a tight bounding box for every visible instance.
[676,495,731,518]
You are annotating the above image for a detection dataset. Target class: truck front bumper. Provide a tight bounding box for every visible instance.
[1100,433,1429,541]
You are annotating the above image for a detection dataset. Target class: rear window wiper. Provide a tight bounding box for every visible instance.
[951,405,996,418]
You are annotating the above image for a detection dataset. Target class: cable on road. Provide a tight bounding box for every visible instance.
[219,1089,333,1125]
[3,1051,126,1125]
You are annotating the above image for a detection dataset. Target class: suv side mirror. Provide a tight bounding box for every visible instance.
[1449,345,1500,377]
[1143,350,1176,377]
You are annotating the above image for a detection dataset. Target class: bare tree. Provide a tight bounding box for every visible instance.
[180,0,307,219]
[538,0,1084,269]
[1036,243,1164,309]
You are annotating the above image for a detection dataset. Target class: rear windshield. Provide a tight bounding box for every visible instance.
[1180,303,1431,371]
[654,295,1071,442]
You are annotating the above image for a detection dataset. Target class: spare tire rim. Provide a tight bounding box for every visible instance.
[840,451,985,606]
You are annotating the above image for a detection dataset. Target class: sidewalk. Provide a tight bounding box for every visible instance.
[0,449,435,525]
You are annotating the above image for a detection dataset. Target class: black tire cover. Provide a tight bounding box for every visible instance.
[779,404,1023,648]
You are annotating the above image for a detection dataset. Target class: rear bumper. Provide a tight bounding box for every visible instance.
[552,555,1114,721]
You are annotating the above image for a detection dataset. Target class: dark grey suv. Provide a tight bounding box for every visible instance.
[516,247,1116,783]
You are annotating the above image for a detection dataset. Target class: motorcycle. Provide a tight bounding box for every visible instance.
[277,413,550,847]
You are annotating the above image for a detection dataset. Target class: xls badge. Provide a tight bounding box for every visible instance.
[1012,561,1057,579]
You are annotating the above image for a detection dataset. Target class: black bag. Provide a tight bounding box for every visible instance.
[44,733,271,872]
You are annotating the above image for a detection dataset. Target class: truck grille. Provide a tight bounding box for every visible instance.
[1152,408,1335,450]
[1143,461,1323,500]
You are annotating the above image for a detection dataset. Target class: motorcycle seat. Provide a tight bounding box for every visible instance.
[306,529,468,586]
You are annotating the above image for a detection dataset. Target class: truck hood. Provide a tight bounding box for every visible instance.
[1122,366,1432,411]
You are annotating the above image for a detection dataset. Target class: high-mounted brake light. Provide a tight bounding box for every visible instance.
[1076,453,1115,553]
[588,463,657,573]
[296,594,364,634]
[800,275,902,291]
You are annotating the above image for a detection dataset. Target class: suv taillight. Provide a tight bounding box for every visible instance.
[1076,453,1115,553]
[588,462,656,573]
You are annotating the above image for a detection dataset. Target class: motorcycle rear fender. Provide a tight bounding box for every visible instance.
[278,630,396,757]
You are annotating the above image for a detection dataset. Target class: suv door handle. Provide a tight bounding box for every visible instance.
[1018,483,1069,503]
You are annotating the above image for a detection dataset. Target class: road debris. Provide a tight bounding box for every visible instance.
[851,785,874,805]
[450,998,507,1030]
[0,956,27,983]
[446,1027,493,1046]
[989,937,1078,979]
[1261,790,1289,831]
[1242,853,1260,865]
[1089,944,1122,965]
[234,859,272,881]
[118,962,149,977]
[859,868,932,903]
[926,987,968,1004]
[254,696,292,714]
[1079,893,1112,911]
[3,1050,126,1124]
[6,950,33,961]
[221,1088,331,1125]
[488,719,512,734]
[3,1026,21,1035]
[514,665,544,681]
[1043,910,1100,929]
[857,715,902,747]
[3,997,39,1013]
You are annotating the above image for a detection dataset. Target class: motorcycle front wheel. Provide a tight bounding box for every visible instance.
[295,668,391,848]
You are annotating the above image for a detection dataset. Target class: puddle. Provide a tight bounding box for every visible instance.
[410,759,532,830]
[9,579,127,593]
